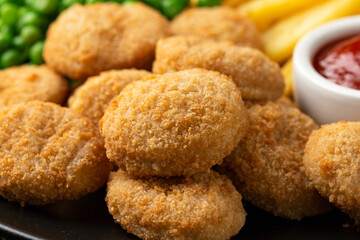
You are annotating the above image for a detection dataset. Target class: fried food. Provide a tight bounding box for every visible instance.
[100,69,248,177]
[153,36,284,101]
[0,101,111,205]
[44,2,170,81]
[303,121,360,224]
[219,101,332,220]
[68,69,150,126]
[171,6,261,49]
[106,169,246,240]
[0,65,68,110]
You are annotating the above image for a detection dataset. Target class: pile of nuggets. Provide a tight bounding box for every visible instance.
[0,2,359,240]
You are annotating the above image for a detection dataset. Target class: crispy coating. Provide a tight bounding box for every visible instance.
[106,169,246,240]
[68,69,150,126]
[303,121,360,224]
[44,3,170,81]
[220,101,332,220]
[0,65,68,110]
[100,69,248,177]
[0,101,111,205]
[171,6,261,49]
[153,36,284,101]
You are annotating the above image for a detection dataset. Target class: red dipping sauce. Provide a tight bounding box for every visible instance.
[313,35,360,90]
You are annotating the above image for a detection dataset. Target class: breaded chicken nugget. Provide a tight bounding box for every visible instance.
[0,101,111,205]
[219,101,332,220]
[303,121,360,224]
[0,65,68,110]
[44,3,170,81]
[153,36,284,101]
[171,6,261,49]
[100,69,248,177]
[68,69,150,126]
[106,169,246,240]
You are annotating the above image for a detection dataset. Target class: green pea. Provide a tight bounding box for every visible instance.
[0,31,12,52]
[85,0,105,4]
[122,0,138,6]
[13,35,28,49]
[17,11,49,31]
[29,40,44,65]
[197,0,220,7]
[0,0,10,6]
[1,3,19,25]
[20,25,43,45]
[30,0,59,15]
[0,20,15,36]
[1,48,22,68]
[18,7,33,17]
[142,0,161,10]
[60,0,83,11]
[161,0,188,19]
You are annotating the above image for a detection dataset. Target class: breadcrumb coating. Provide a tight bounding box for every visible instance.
[44,3,170,80]
[0,65,68,110]
[153,36,284,101]
[0,101,111,205]
[100,69,248,177]
[303,121,360,224]
[106,169,246,240]
[171,6,261,49]
[68,69,150,126]
[220,101,332,220]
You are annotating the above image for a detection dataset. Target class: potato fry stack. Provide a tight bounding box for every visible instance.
[229,0,360,96]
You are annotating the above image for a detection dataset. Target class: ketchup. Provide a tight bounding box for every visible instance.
[313,35,360,90]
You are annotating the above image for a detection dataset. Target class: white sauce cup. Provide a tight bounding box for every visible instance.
[293,15,360,125]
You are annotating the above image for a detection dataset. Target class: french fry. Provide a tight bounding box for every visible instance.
[222,0,250,8]
[238,0,326,32]
[263,0,360,63]
[190,0,198,7]
[281,58,293,97]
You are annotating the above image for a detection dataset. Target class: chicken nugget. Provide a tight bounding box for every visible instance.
[303,121,360,224]
[100,69,248,177]
[0,65,68,110]
[106,169,246,240]
[44,3,170,81]
[171,6,261,49]
[219,101,332,220]
[0,101,111,205]
[68,69,150,126]
[153,36,284,101]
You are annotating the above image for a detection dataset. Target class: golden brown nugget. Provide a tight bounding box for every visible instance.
[44,3,170,81]
[68,69,151,126]
[220,101,332,220]
[153,36,284,101]
[0,101,111,205]
[100,69,248,177]
[106,169,246,240]
[303,121,360,224]
[171,6,261,49]
[0,65,68,110]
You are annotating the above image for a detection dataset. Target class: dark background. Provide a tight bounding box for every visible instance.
[0,188,359,240]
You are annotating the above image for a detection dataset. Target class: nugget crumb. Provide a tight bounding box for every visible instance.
[171,6,261,49]
[0,65,68,110]
[153,36,284,101]
[0,101,111,205]
[106,169,246,240]
[44,3,170,80]
[220,101,332,220]
[304,121,360,224]
[68,69,150,125]
[100,68,248,177]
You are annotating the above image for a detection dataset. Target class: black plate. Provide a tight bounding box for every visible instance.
[0,187,359,240]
